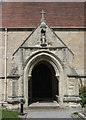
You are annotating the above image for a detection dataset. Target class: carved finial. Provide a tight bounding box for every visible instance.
[41,10,46,22]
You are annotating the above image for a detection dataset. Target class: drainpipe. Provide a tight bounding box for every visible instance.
[4,28,7,102]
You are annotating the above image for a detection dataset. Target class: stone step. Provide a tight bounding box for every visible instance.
[28,101,60,109]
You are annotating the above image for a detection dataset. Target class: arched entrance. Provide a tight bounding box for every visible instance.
[28,61,59,104]
[24,51,64,107]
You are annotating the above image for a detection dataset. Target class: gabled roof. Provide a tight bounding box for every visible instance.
[1,2,84,27]
[68,66,78,77]
[13,23,40,56]
[13,19,74,56]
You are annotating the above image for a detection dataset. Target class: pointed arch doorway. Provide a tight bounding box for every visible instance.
[28,60,59,104]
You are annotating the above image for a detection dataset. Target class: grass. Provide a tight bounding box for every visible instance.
[79,86,86,107]
[0,109,2,120]
[1,109,22,120]
[73,112,78,115]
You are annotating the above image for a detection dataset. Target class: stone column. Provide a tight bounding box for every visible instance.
[55,75,59,101]
[7,79,12,103]
[59,70,65,105]
[24,75,32,108]
[63,48,69,96]
[7,79,17,103]
[7,79,20,110]
[75,77,79,96]
[18,48,24,100]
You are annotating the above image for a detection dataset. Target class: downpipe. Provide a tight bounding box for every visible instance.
[4,28,7,102]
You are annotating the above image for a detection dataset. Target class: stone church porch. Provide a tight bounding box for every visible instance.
[1,10,81,109]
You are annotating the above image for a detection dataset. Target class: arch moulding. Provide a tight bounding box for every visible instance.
[23,51,64,107]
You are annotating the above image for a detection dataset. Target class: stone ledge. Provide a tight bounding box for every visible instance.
[78,113,86,120]
[7,98,19,104]
[7,97,25,104]
[63,97,81,102]
[6,105,19,110]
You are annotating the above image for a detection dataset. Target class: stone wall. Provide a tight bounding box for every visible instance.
[1,30,84,75]
[55,31,84,75]
[0,29,85,104]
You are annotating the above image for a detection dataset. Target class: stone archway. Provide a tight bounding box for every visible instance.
[28,60,59,103]
[24,51,64,107]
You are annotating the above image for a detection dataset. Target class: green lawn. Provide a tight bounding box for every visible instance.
[1,109,22,120]
[73,112,78,115]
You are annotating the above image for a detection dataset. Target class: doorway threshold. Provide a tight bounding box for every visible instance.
[28,100,60,109]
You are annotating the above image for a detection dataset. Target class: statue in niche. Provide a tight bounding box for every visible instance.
[40,28,47,47]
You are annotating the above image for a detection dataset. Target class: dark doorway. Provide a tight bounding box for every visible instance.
[32,62,52,99]
[28,61,59,104]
